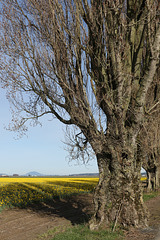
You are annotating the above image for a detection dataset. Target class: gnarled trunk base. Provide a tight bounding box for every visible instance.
[89,150,148,230]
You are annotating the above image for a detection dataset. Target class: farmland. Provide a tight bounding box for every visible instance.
[0,177,99,208]
[1,176,160,240]
[0,176,147,209]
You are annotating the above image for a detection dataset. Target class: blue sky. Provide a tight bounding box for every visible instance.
[0,88,98,176]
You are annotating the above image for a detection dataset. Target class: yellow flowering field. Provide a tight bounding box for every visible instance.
[0,176,147,209]
[0,177,99,208]
[141,177,147,181]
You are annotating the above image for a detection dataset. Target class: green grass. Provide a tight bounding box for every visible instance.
[0,205,8,213]
[143,191,159,202]
[0,206,3,213]
[37,225,123,240]
[49,225,123,240]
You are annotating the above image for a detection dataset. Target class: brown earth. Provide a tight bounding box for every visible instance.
[124,195,160,240]
[0,193,160,240]
[0,194,93,240]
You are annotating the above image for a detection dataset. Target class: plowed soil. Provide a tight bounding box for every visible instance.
[0,193,160,240]
[0,194,93,240]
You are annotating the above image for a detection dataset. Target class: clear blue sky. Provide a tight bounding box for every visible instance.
[0,88,98,176]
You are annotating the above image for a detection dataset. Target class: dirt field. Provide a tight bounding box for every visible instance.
[0,194,93,240]
[0,193,160,240]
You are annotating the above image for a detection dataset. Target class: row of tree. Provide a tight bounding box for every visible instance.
[140,67,160,191]
[0,0,160,230]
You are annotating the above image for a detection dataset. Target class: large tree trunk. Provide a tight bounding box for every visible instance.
[89,139,148,230]
[143,153,160,192]
[146,166,160,192]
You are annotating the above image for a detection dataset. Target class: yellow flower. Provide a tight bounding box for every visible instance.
[0,177,98,207]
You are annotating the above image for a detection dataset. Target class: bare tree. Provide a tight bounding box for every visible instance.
[140,68,160,191]
[0,0,160,229]
[140,119,160,192]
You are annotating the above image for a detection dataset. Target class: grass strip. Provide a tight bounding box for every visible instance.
[37,225,124,240]
[143,191,159,202]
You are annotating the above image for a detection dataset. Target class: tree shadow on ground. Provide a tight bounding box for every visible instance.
[26,193,94,225]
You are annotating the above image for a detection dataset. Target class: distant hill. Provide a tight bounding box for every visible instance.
[141,172,147,177]
[22,172,99,177]
[69,173,99,177]
[24,171,44,176]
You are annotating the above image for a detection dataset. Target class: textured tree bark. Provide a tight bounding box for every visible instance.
[156,167,160,189]
[89,140,148,230]
[146,167,160,192]
[147,172,152,191]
